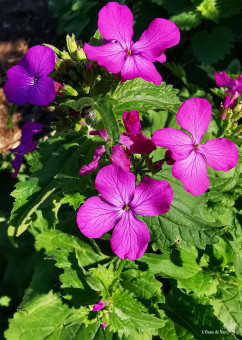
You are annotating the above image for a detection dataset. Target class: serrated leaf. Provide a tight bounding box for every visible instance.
[61,192,85,210]
[109,289,165,336]
[61,96,120,144]
[197,0,219,20]
[112,78,180,117]
[191,27,234,65]
[9,131,96,237]
[140,248,218,297]
[4,291,72,340]
[171,11,202,31]
[142,166,220,252]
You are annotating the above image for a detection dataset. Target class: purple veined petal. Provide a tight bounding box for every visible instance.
[172,151,209,196]
[27,76,55,106]
[111,210,150,260]
[122,110,141,134]
[236,75,242,94]
[21,122,43,143]
[4,65,34,105]
[152,127,193,161]
[197,138,239,172]
[84,42,127,74]
[121,54,162,85]
[90,129,109,142]
[110,145,131,172]
[176,98,212,145]
[79,145,106,176]
[18,56,29,69]
[92,301,104,312]
[132,18,180,61]
[215,72,237,89]
[98,2,134,48]
[156,53,166,63]
[131,177,173,216]
[76,196,121,238]
[11,154,23,178]
[95,164,135,207]
[25,45,56,77]
[120,132,156,154]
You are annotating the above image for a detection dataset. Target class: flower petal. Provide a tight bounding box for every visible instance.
[27,76,55,106]
[98,2,134,48]
[92,302,104,312]
[172,151,209,196]
[4,65,33,105]
[21,122,43,143]
[215,72,237,89]
[76,196,120,238]
[152,127,193,160]
[26,45,56,76]
[198,138,239,172]
[95,164,135,207]
[121,54,162,85]
[110,145,131,172]
[132,18,180,61]
[79,145,106,176]
[120,132,156,154]
[156,53,166,63]
[111,211,150,260]
[84,42,127,74]
[11,154,23,178]
[176,97,212,145]
[89,129,109,141]
[122,110,141,134]
[131,177,173,216]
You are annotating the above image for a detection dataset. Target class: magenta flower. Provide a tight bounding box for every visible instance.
[3,45,56,106]
[215,72,242,110]
[120,110,156,154]
[152,98,239,196]
[101,323,106,329]
[77,164,173,260]
[84,2,180,85]
[92,301,104,312]
[9,122,43,178]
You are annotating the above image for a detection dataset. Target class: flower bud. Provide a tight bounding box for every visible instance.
[64,84,78,96]
[60,50,71,60]
[66,34,78,55]
[122,110,141,134]
[76,48,87,61]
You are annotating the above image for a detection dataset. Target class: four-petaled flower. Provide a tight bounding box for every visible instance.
[4,45,56,106]
[84,2,180,85]
[9,122,43,178]
[152,98,239,196]
[77,164,173,260]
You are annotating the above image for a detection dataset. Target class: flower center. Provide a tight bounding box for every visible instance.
[126,49,132,56]
[193,144,199,150]
[34,77,38,84]
[122,204,130,210]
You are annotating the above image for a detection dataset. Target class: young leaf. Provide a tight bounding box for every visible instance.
[170,11,202,31]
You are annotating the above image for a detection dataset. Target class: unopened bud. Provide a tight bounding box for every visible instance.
[236,124,242,134]
[76,48,87,61]
[232,111,242,121]
[60,50,71,60]
[233,102,242,114]
[223,95,231,108]
[66,34,78,55]
[225,120,232,131]
[226,109,233,120]
[55,58,67,74]
[64,84,78,96]
[54,82,65,97]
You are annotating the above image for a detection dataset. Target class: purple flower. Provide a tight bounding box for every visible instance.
[9,122,43,178]
[215,72,242,110]
[101,323,106,329]
[92,301,104,312]
[3,45,56,106]
[122,110,141,134]
[152,98,239,196]
[84,2,180,85]
[77,164,173,260]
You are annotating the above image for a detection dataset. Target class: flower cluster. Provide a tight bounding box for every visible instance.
[3,2,239,262]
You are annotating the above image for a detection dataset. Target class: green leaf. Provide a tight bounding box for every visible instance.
[170,11,202,31]
[61,96,120,144]
[4,291,72,340]
[9,131,96,237]
[197,0,219,20]
[109,289,165,336]
[142,166,220,252]
[112,79,180,117]
[191,27,234,65]
[87,264,119,297]
[7,104,17,130]
[61,192,85,210]
[140,248,218,297]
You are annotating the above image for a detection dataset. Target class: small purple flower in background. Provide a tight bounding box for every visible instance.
[84,2,180,85]
[92,301,104,312]
[77,164,173,260]
[9,122,43,178]
[4,45,56,106]
[215,72,242,110]
[101,323,106,329]
[54,81,65,97]
[152,98,239,196]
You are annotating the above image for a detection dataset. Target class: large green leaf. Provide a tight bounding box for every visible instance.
[142,166,220,252]
[111,78,180,117]
[9,131,96,237]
